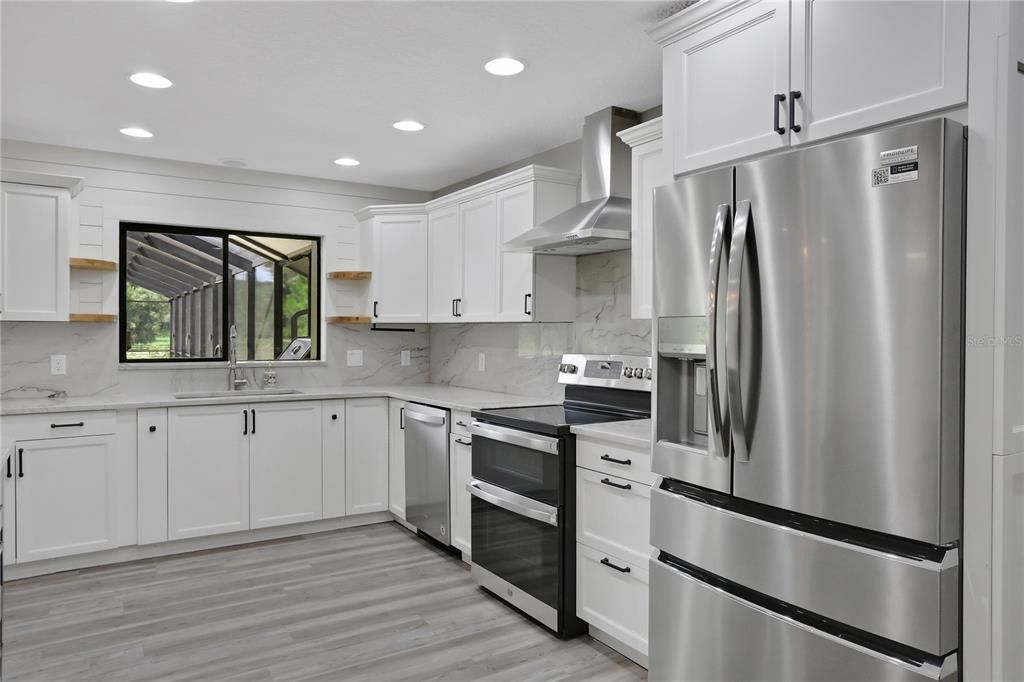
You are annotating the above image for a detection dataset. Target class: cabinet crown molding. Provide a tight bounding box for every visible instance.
[353,203,429,221]
[647,0,754,46]
[617,117,664,147]
[1,168,84,197]
[426,164,580,212]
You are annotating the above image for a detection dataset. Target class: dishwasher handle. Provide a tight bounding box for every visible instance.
[403,409,446,426]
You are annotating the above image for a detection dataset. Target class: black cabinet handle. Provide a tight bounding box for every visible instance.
[455,438,472,446]
[5,456,11,479]
[524,293,532,315]
[50,422,84,429]
[331,413,338,421]
[600,557,631,574]
[773,93,786,135]
[456,420,468,427]
[399,407,405,430]
[788,90,802,132]
[251,409,256,434]
[149,425,157,433]
[600,453,632,466]
[18,448,24,478]
[373,300,379,318]
[452,299,457,317]
[243,409,248,435]
[454,298,462,317]
[600,477,632,491]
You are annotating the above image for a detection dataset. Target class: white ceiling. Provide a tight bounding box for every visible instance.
[1,1,664,192]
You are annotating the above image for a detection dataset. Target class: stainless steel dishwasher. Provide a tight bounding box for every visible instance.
[403,403,451,545]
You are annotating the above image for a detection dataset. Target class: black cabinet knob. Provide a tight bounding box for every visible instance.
[332,414,338,420]
[149,425,157,433]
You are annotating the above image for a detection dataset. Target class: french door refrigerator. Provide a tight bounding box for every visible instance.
[649,118,963,681]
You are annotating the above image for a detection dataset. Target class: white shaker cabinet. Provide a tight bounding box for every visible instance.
[427,206,462,323]
[357,207,429,324]
[322,400,347,519]
[458,194,500,322]
[137,408,169,545]
[618,118,668,320]
[168,405,250,540]
[790,0,968,144]
[388,399,407,519]
[0,183,70,321]
[249,401,323,529]
[12,435,118,562]
[345,398,389,515]
[448,432,472,559]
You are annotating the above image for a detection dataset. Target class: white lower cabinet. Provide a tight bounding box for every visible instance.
[449,432,472,559]
[576,468,652,567]
[577,543,650,657]
[345,398,389,515]
[137,408,168,545]
[322,400,347,519]
[249,401,322,529]
[388,400,407,519]
[168,404,250,540]
[13,435,118,562]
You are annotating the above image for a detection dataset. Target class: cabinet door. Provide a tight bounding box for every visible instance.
[790,0,968,144]
[449,432,472,559]
[428,207,462,323]
[137,408,168,545]
[322,399,346,519]
[15,436,118,562]
[458,194,500,321]
[388,400,407,519]
[345,398,389,515]
[631,136,667,320]
[372,215,428,323]
[0,183,70,321]
[167,405,250,540]
[250,401,322,529]
[664,1,791,175]
[495,184,535,322]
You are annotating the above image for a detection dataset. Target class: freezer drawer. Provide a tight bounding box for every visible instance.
[649,558,958,682]
[651,482,958,655]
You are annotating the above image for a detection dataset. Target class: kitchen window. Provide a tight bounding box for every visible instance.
[119,223,320,363]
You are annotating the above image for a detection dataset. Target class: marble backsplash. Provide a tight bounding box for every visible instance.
[0,322,429,401]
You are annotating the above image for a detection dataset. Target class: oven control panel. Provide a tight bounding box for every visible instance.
[557,354,652,390]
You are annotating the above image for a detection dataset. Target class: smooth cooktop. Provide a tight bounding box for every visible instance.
[472,404,649,436]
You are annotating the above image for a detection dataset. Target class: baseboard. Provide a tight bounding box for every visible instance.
[589,625,649,669]
[6,512,393,580]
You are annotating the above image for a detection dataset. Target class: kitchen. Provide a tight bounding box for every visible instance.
[0,1,1021,681]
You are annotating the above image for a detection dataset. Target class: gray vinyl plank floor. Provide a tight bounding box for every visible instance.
[2,522,646,682]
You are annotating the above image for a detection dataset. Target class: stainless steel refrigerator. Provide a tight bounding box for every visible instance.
[649,118,963,681]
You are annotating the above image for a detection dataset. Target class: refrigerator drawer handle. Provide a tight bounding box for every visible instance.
[600,557,631,574]
[600,453,632,466]
[466,479,558,526]
[600,477,632,491]
[707,203,732,462]
[773,93,786,135]
[726,200,752,462]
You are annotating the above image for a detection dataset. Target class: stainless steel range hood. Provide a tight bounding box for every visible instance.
[505,107,639,255]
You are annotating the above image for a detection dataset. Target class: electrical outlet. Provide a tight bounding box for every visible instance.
[478,352,486,372]
[401,350,411,366]
[347,349,364,367]
[50,354,67,375]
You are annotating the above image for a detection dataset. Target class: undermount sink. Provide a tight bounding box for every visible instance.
[173,388,305,400]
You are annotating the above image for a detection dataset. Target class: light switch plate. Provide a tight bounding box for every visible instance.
[478,352,486,372]
[347,350,364,367]
[50,354,67,375]
[401,350,410,366]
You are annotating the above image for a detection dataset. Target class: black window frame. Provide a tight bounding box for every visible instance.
[119,222,322,364]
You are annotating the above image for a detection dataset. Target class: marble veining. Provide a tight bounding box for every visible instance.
[575,250,652,356]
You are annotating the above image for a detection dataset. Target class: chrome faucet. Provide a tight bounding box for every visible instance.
[228,325,248,391]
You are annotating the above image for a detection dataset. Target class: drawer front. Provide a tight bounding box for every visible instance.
[451,410,472,437]
[3,411,117,442]
[576,468,651,567]
[577,436,654,486]
[649,558,957,682]
[577,543,649,656]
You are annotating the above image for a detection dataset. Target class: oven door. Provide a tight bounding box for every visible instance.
[469,421,560,505]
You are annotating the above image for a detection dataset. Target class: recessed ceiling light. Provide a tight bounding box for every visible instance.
[334,157,360,167]
[220,158,247,168]
[484,57,525,76]
[393,120,425,132]
[129,72,173,89]
[120,127,153,138]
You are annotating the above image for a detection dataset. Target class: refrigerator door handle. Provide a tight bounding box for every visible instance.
[707,203,731,461]
[727,200,751,462]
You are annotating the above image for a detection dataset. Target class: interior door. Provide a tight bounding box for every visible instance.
[249,401,323,529]
[729,119,963,544]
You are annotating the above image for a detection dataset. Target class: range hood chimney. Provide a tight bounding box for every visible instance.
[505,106,639,255]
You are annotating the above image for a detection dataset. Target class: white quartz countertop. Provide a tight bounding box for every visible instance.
[0,384,556,417]
[571,418,652,448]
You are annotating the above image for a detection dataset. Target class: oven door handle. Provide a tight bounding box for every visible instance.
[466,479,559,527]
[469,421,559,455]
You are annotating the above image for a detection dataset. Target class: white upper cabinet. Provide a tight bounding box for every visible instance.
[618,118,669,320]
[650,0,969,175]
[357,207,429,324]
[789,0,968,144]
[657,0,791,176]
[427,206,462,323]
[0,183,70,321]
[494,183,536,322]
[459,194,500,321]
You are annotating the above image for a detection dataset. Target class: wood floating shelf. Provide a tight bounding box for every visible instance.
[327,271,372,280]
[69,313,117,323]
[70,258,118,271]
[327,316,372,324]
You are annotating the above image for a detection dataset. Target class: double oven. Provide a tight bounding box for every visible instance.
[468,353,652,638]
